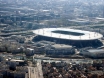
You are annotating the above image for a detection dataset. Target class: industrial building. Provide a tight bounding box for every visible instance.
[46,44,75,55]
[80,49,104,58]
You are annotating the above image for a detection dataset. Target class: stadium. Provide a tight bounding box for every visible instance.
[33,28,103,48]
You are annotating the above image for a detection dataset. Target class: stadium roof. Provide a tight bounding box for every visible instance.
[33,28,103,41]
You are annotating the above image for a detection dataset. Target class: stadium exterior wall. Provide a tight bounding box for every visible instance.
[33,35,103,48]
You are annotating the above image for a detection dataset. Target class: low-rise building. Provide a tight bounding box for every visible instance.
[81,49,104,58]
[46,44,75,55]
[25,48,35,56]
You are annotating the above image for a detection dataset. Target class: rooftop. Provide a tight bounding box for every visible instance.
[27,48,34,51]
[33,28,103,40]
[10,59,25,62]
[87,49,104,53]
[51,44,72,49]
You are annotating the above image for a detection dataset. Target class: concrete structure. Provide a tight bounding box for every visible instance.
[33,28,103,47]
[25,48,35,56]
[46,44,75,55]
[81,49,104,58]
[33,28,103,41]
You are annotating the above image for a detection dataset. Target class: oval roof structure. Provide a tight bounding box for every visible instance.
[33,28,103,41]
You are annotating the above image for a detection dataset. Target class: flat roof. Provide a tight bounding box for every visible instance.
[33,28,103,41]
[52,44,72,49]
[10,59,24,62]
[27,48,34,51]
[87,49,104,53]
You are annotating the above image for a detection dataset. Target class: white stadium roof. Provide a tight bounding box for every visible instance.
[33,28,103,41]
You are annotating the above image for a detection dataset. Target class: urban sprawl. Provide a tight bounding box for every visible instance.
[0,0,104,78]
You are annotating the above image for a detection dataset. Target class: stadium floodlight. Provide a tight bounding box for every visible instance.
[89,34,90,39]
